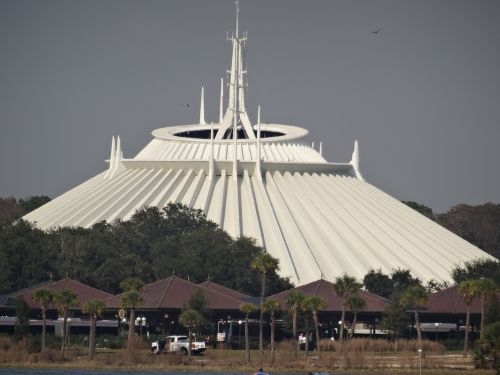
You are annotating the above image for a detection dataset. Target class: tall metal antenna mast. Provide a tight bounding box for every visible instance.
[235,0,239,38]
[216,0,255,140]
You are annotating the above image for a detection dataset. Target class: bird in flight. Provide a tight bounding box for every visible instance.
[372,29,382,34]
[185,103,190,108]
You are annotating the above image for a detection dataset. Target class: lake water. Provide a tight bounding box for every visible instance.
[0,370,249,375]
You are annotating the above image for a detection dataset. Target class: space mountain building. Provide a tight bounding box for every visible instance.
[24,5,493,286]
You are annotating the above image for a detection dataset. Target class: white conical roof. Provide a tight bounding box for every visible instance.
[24,4,494,286]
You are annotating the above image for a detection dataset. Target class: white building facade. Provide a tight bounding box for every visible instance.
[24,4,494,285]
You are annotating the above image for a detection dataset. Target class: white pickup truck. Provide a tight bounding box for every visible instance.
[151,335,206,355]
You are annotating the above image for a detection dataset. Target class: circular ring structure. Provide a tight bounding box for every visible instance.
[152,123,309,143]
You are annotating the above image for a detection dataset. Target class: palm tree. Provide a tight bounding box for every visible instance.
[333,274,361,344]
[251,253,280,364]
[346,293,367,339]
[458,280,478,357]
[54,289,78,357]
[263,299,280,365]
[304,295,327,355]
[240,303,257,363]
[474,278,497,340]
[300,297,312,356]
[120,277,145,352]
[400,285,428,350]
[82,299,106,359]
[285,291,305,359]
[179,309,203,357]
[120,277,145,292]
[32,288,54,352]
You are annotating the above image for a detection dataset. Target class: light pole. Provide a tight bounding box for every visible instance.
[418,348,423,375]
[238,320,242,349]
[227,315,232,349]
[121,317,127,337]
[434,322,440,341]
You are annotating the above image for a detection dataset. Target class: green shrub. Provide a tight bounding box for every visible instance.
[96,334,125,349]
[472,321,500,371]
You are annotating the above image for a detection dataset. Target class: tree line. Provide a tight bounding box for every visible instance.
[1,196,498,302]
[0,202,292,296]
[0,196,51,227]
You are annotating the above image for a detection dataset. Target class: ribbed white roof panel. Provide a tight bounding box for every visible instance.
[24,160,494,285]
[135,139,325,163]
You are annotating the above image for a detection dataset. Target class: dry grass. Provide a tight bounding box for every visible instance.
[31,349,65,363]
[318,338,446,354]
[0,337,12,352]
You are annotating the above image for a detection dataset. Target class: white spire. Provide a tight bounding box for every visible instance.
[319,141,323,156]
[257,105,261,127]
[216,1,255,140]
[104,135,116,179]
[350,140,365,181]
[256,105,262,179]
[235,0,239,38]
[233,85,238,181]
[110,135,116,168]
[199,86,206,125]
[115,135,121,161]
[105,134,125,179]
[351,140,359,168]
[219,78,224,123]
[209,122,215,180]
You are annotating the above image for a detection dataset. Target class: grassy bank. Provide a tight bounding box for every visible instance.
[0,337,494,374]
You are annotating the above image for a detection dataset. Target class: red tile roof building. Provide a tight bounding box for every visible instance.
[11,278,113,310]
[199,280,249,300]
[426,285,486,314]
[268,278,389,312]
[105,276,244,311]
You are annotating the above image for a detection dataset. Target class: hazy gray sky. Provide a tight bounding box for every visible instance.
[1,0,499,213]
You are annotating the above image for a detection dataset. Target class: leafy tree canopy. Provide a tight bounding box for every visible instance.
[452,258,500,285]
[363,268,422,299]
[183,289,212,333]
[0,196,51,226]
[0,203,292,296]
[0,219,58,293]
[438,203,500,259]
[186,289,210,316]
[402,201,434,219]
[379,295,408,339]
[17,196,51,213]
[363,269,393,298]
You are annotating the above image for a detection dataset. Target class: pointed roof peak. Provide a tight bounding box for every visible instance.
[199,86,206,125]
[235,0,240,38]
[215,1,254,140]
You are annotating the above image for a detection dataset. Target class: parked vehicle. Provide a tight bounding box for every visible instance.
[151,335,206,355]
[419,322,457,333]
[347,322,391,336]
